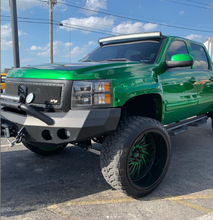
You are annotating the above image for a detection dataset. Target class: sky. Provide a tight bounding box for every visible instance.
[1,0,213,71]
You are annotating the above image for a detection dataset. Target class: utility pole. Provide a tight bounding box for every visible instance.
[49,0,57,63]
[9,0,20,68]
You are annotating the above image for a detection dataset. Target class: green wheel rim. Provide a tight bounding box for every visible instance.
[128,133,155,180]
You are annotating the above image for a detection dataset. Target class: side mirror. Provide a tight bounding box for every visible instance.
[166,54,194,68]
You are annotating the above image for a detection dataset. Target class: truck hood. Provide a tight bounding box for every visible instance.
[6,62,155,80]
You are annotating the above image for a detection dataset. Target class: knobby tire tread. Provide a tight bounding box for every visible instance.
[100,116,169,197]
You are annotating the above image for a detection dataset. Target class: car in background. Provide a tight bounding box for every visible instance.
[1,73,6,93]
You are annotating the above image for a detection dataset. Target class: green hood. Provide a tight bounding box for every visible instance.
[6,62,154,81]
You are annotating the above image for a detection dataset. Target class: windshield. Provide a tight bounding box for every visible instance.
[81,40,163,64]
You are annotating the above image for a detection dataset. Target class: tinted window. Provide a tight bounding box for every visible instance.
[166,40,189,61]
[82,40,163,64]
[190,43,209,70]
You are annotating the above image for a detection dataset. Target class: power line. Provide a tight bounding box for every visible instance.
[61,24,113,35]
[3,1,213,33]
[1,15,125,35]
[3,1,213,32]
[60,22,124,35]
[39,0,213,33]
[3,15,213,36]
[1,15,49,21]
[1,18,52,25]
[2,2,213,34]
[1,18,113,35]
[64,0,213,30]
[165,0,213,11]
[185,0,213,7]
[4,0,212,30]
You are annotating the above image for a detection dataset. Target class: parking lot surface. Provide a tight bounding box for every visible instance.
[1,120,213,220]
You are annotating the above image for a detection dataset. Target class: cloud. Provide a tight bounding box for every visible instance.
[18,30,27,36]
[32,41,74,57]
[37,51,50,57]
[60,16,114,33]
[30,40,96,59]
[112,22,158,35]
[70,46,87,58]
[84,0,107,15]
[1,0,43,11]
[1,23,25,50]
[1,40,12,51]
[64,42,74,48]
[143,23,158,32]
[1,23,12,39]
[1,0,67,11]
[112,22,144,34]
[207,3,213,9]
[185,34,202,41]
[21,58,35,63]
[179,11,184,15]
[30,45,45,51]
[64,41,97,58]
[86,41,98,47]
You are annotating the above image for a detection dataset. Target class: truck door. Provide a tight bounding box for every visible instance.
[160,40,199,124]
[189,43,213,114]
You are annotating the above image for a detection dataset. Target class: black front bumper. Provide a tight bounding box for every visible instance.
[1,98,121,147]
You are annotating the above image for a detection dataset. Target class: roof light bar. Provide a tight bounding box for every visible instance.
[99,32,162,44]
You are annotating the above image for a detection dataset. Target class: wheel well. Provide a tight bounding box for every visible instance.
[120,94,162,122]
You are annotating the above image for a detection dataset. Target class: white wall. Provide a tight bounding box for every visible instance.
[204,38,213,62]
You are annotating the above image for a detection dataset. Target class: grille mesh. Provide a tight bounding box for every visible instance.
[5,81,64,108]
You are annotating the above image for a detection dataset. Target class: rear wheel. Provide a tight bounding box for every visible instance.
[100,116,171,198]
[23,141,67,156]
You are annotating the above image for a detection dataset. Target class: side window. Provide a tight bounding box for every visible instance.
[166,40,189,61]
[190,43,210,70]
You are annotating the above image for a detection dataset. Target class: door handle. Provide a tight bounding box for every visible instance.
[188,77,196,84]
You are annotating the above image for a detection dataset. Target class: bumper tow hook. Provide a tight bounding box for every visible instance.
[4,126,26,147]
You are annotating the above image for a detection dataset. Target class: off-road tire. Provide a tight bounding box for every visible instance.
[23,141,67,156]
[100,116,171,198]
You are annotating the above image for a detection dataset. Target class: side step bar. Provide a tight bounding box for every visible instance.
[166,115,208,136]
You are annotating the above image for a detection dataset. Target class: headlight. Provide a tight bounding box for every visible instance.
[72,80,112,108]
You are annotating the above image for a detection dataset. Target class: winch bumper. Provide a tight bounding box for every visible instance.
[1,98,121,146]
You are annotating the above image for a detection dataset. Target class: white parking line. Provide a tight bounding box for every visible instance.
[1,143,23,147]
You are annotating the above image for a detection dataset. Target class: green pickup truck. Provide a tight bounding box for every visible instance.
[1,31,213,198]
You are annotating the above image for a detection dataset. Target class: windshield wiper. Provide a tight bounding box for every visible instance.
[102,58,131,62]
[82,59,94,62]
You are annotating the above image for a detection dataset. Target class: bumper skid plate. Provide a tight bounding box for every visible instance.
[1,94,121,147]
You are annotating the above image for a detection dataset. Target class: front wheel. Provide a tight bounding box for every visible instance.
[23,141,67,156]
[100,116,171,198]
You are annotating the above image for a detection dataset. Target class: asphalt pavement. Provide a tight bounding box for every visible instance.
[1,120,213,220]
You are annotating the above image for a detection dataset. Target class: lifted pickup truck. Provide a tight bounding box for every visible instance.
[1,31,213,198]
